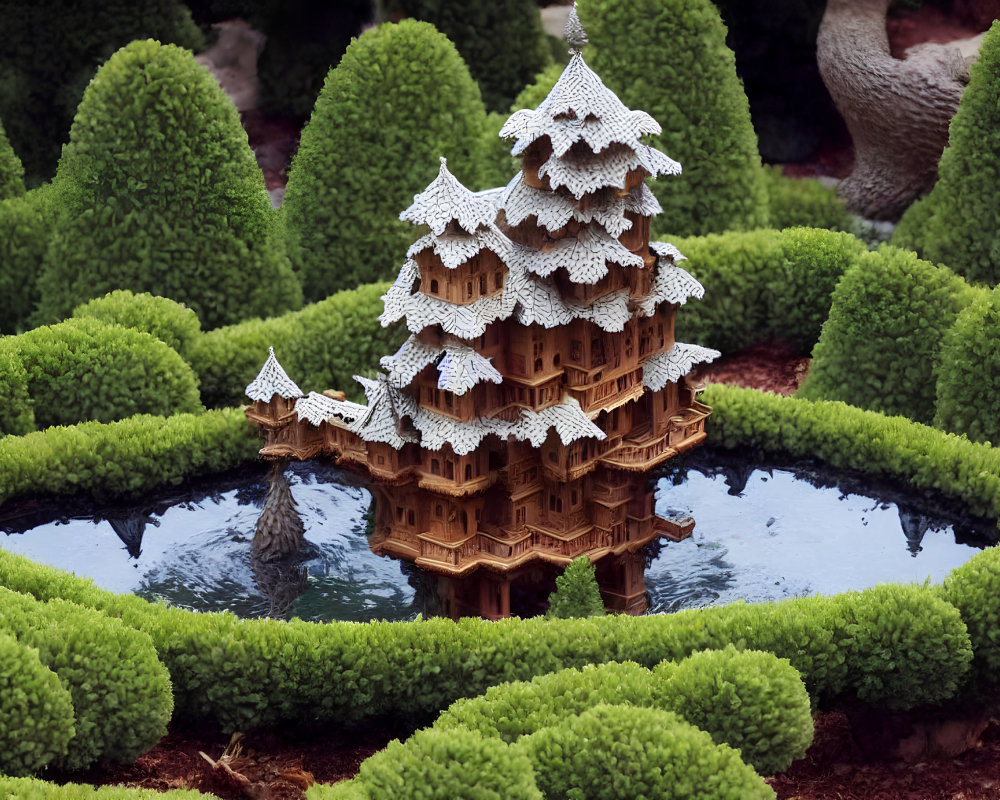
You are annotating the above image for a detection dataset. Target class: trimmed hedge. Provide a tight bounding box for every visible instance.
[0,116,24,199]
[0,317,202,431]
[518,704,774,799]
[281,20,488,301]
[762,166,852,234]
[0,346,34,436]
[0,777,210,799]
[0,408,258,506]
[702,384,1000,521]
[578,0,768,237]
[0,587,172,771]
[34,39,301,328]
[393,0,551,113]
[798,246,981,424]
[0,548,971,732]
[189,282,404,408]
[939,546,1000,686]
[0,183,60,334]
[72,290,202,362]
[933,287,1000,443]
[892,22,1000,286]
[674,227,867,354]
[0,631,75,777]
[353,726,541,800]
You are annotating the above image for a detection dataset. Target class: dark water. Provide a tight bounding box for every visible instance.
[0,453,994,622]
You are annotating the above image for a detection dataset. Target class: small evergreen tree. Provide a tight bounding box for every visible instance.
[34,40,301,329]
[546,556,605,619]
[0,118,24,200]
[577,0,769,237]
[892,21,1000,285]
[281,20,488,302]
[391,0,552,113]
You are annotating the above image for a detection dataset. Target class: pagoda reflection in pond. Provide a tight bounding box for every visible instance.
[246,23,719,619]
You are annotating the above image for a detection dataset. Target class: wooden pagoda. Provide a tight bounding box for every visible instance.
[245,17,719,619]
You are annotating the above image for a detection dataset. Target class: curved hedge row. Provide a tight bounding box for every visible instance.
[0,547,972,732]
[0,183,59,334]
[0,587,172,771]
[0,778,210,799]
[0,408,258,506]
[0,317,203,433]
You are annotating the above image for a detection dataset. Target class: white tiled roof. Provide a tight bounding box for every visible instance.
[406,225,511,269]
[650,241,686,263]
[642,343,720,392]
[294,391,367,427]
[381,335,502,395]
[507,226,644,284]
[538,141,680,200]
[400,157,497,236]
[501,53,661,159]
[351,375,420,448]
[245,346,302,402]
[636,264,705,316]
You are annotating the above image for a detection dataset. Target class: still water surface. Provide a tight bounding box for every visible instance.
[0,455,993,621]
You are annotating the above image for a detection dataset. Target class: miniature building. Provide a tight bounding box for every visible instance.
[245,19,719,619]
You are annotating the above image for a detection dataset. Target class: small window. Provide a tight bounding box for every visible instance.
[435,504,443,517]
[432,458,441,475]
[479,275,486,294]
[430,279,439,294]
[572,490,578,505]
[465,464,473,480]
[534,358,543,372]
[570,340,582,361]
[377,454,385,465]
[467,281,473,297]
[494,270,502,288]
[548,450,558,463]
[407,510,415,526]
[396,506,404,521]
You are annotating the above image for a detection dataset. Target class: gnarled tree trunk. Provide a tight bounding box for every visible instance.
[817,0,977,220]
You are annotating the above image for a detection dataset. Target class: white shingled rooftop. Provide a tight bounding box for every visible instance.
[400,157,497,236]
[537,141,680,199]
[636,263,705,317]
[507,225,644,284]
[381,335,502,396]
[406,225,511,269]
[642,343,721,392]
[245,346,302,402]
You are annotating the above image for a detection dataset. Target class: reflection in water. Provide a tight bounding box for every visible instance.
[253,461,305,563]
[0,451,995,622]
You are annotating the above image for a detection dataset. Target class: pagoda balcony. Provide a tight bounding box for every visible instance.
[590,481,634,506]
[416,470,498,497]
[653,514,695,543]
[568,366,645,415]
[599,403,711,471]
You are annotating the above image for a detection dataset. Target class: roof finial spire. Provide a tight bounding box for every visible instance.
[564,3,589,52]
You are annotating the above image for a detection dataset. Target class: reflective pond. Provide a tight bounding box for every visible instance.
[0,451,994,622]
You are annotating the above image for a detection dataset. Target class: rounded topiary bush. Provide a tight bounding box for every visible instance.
[0,631,76,777]
[0,346,34,436]
[578,0,768,237]
[798,246,979,424]
[3,316,202,429]
[72,290,202,362]
[34,39,301,329]
[355,726,542,800]
[892,21,1000,286]
[657,646,813,776]
[281,20,487,301]
[939,547,1000,685]
[519,704,774,800]
[434,661,654,742]
[392,0,551,113]
[0,587,173,771]
[933,288,1000,443]
[0,184,60,334]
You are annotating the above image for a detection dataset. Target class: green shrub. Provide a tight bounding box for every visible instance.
[0,116,24,199]
[0,631,75,777]
[518,704,774,799]
[0,408,258,506]
[578,0,768,237]
[1,317,202,430]
[0,0,204,186]
[892,21,1000,285]
[281,20,488,301]
[190,281,404,407]
[34,39,300,328]
[939,547,1000,685]
[434,661,655,742]
[798,246,980,423]
[479,110,518,191]
[350,726,542,800]
[72,290,202,362]
[0,183,60,334]
[0,587,172,771]
[0,346,34,436]
[0,777,211,799]
[392,0,551,113]
[546,555,605,618]
[933,288,1000,443]
[762,166,852,233]
[702,384,1000,522]
[658,646,813,776]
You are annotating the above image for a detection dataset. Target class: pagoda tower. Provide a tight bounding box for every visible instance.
[245,24,719,619]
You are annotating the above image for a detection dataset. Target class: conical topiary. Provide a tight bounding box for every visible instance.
[893,21,1000,286]
[576,0,769,237]
[34,39,301,329]
[546,557,606,619]
[0,118,24,200]
[281,20,488,302]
